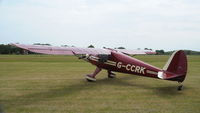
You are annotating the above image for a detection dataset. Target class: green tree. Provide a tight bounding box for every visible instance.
[34,43,51,46]
[117,47,125,49]
[88,45,95,48]
[155,50,165,55]
[0,44,23,54]
[145,48,152,50]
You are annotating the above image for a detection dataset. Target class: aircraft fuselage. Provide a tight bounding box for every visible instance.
[87,51,162,79]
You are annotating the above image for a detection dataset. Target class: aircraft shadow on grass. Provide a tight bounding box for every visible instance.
[2,75,185,111]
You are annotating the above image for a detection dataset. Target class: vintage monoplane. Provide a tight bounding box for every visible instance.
[12,44,187,90]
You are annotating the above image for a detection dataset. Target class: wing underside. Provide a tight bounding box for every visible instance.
[11,44,156,55]
[12,44,110,55]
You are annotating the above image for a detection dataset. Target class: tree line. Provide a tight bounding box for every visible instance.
[0,44,199,55]
[0,44,23,54]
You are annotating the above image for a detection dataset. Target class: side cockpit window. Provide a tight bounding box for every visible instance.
[98,54,110,63]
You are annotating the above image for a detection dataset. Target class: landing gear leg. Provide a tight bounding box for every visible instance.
[86,67,102,82]
[107,70,116,78]
[177,82,183,91]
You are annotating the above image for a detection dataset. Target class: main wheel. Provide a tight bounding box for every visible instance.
[177,85,183,91]
[85,75,96,82]
[108,73,116,78]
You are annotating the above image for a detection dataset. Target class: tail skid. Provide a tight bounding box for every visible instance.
[158,50,187,83]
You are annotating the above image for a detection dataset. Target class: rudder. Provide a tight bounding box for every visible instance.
[163,50,187,82]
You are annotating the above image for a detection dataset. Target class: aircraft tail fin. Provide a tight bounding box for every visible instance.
[158,50,187,82]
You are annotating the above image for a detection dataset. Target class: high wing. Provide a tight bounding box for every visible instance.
[115,49,156,55]
[11,44,156,55]
[12,44,110,55]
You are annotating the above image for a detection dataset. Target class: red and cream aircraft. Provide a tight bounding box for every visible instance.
[12,44,187,90]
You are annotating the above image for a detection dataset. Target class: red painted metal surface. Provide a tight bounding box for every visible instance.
[88,51,161,79]
[87,51,187,82]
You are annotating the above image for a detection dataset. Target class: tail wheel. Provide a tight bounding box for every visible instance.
[177,85,183,91]
[177,82,183,91]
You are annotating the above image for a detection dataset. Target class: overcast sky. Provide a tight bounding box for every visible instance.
[0,0,199,51]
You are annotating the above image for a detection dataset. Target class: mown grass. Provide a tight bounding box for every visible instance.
[0,55,199,113]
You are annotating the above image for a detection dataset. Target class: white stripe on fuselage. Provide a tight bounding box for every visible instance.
[88,56,146,74]
[88,56,116,66]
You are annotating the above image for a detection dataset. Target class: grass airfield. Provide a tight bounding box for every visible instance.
[0,55,200,113]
